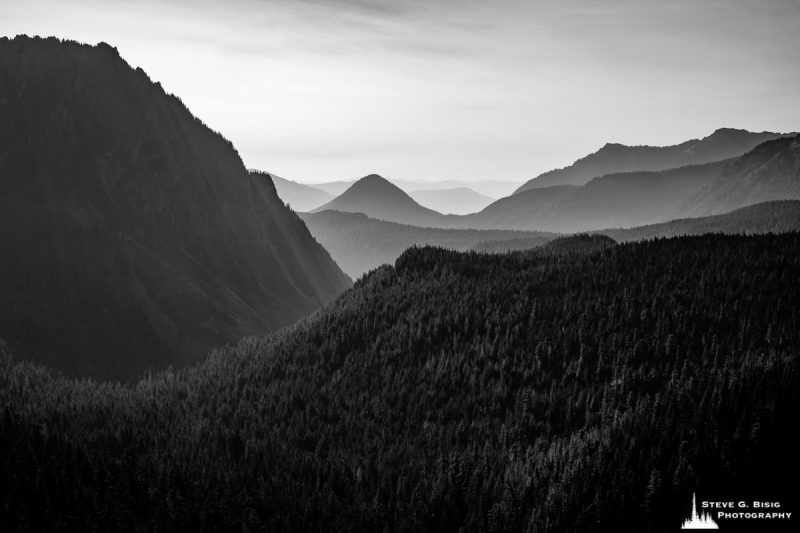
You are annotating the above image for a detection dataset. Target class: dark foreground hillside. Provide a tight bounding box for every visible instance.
[0,36,351,380]
[1,234,798,532]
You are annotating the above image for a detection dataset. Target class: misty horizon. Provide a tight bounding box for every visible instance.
[3,0,799,188]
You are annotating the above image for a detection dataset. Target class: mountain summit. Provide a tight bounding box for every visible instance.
[313,174,444,226]
[515,128,795,194]
[0,36,351,379]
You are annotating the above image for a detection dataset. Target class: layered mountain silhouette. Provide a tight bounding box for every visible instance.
[473,200,800,252]
[438,134,800,233]
[312,174,444,226]
[306,200,800,274]
[408,187,494,215]
[310,178,523,199]
[461,161,726,232]
[515,128,794,194]
[301,210,554,278]
[392,178,523,198]
[312,135,798,234]
[0,36,351,380]
[677,135,800,217]
[307,179,354,196]
[454,185,580,230]
[260,171,333,212]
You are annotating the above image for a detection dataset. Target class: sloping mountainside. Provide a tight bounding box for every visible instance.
[454,185,580,230]
[450,137,799,233]
[409,187,494,215]
[312,174,444,226]
[300,210,555,278]
[0,36,351,380]
[515,128,794,193]
[473,200,800,252]
[259,171,333,212]
[451,162,723,232]
[678,135,800,217]
[609,199,800,242]
[1,234,798,531]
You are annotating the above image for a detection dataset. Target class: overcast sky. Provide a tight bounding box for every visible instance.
[3,0,799,183]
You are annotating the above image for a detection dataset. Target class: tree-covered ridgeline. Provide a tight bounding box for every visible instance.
[1,234,798,532]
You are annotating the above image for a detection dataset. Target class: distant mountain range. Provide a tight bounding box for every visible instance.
[675,136,800,217]
[304,179,354,197]
[262,172,334,212]
[309,178,524,199]
[466,134,800,233]
[454,160,728,232]
[269,174,494,215]
[314,135,799,234]
[312,174,444,226]
[515,128,795,194]
[473,200,800,252]
[393,178,523,198]
[300,210,554,278]
[302,199,799,278]
[0,36,351,379]
[408,187,494,215]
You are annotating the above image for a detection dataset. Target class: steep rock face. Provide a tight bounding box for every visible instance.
[515,128,794,193]
[0,36,351,379]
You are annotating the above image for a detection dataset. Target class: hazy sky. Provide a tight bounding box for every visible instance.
[4,0,799,183]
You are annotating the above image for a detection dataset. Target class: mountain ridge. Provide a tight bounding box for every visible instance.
[0,35,351,380]
[301,209,555,278]
[515,127,795,194]
[472,200,800,252]
[677,135,800,217]
[436,134,799,232]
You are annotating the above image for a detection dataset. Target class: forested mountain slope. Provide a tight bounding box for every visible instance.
[0,36,351,380]
[1,233,797,531]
